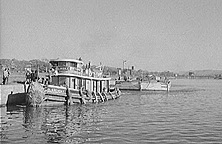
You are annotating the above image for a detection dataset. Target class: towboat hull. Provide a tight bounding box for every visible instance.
[46,85,120,104]
[26,83,121,106]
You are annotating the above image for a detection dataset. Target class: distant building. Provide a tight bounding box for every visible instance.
[188,71,195,79]
[214,74,222,79]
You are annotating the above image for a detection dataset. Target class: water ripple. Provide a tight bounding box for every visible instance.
[1,79,222,143]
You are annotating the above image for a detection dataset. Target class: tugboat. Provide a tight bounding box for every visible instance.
[26,58,121,106]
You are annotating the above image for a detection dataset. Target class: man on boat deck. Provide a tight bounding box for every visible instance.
[102,87,108,101]
[65,83,73,105]
[79,87,86,104]
[30,70,38,82]
[6,68,10,84]
[85,89,95,101]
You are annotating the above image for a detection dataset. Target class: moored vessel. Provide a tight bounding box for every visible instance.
[115,76,171,91]
[26,58,121,106]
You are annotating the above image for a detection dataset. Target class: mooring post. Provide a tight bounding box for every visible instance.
[65,86,70,105]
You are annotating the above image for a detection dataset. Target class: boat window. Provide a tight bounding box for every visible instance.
[50,62,58,67]
[58,61,66,67]
[72,78,76,89]
[51,76,59,86]
[70,62,77,68]
[69,78,76,89]
[58,77,67,86]
[83,79,86,89]
[77,79,82,89]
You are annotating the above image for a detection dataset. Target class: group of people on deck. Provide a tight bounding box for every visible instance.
[25,68,57,85]
[25,69,39,83]
[23,66,120,105]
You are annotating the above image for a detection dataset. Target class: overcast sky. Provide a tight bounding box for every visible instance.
[1,0,222,71]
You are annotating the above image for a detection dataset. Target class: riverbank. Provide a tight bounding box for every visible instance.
[0,71,48,84]
[0,84,26,107]
[0,72,47,107]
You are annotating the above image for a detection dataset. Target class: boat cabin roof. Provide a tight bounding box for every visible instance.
[50,59,84,64]
[56,73,111,81]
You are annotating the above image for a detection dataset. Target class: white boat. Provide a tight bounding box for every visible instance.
[115,76,171,91]
[26,58,121,106]
[140,79,171,91]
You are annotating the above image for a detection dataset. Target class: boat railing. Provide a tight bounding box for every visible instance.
[82,72,104,78]
[53,66,82,75]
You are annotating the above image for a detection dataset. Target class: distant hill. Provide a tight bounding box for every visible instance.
[0,59,51,72]
[0,59,178,78]
[178,70,222,76]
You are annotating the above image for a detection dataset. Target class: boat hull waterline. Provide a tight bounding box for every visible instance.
[26,83,121,106]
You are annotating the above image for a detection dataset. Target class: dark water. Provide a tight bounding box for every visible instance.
[1,79,222,144]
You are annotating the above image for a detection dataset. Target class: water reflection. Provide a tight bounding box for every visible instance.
[23,105,100,143]
[1,104,104,143]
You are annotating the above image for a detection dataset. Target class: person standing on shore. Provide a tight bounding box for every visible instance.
[2,68,9,85]
[6,68,10,84]
[25,70,31,83]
